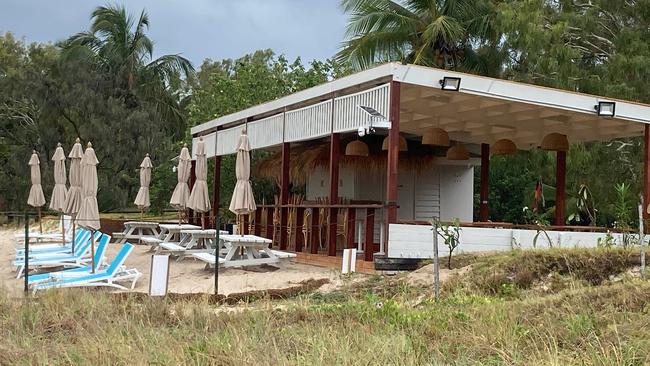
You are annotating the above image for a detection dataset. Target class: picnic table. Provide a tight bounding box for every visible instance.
[218,234,283,268]
[141,223,200,252]
[157,229,228,260]
[112,221,160,244]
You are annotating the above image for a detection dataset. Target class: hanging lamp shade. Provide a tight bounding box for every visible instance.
[446,144,470,160]
[421,128,450,146]
[381,135,408,152]
[540,133,569,151]
[491,139,517,156]
[345,140,370,157]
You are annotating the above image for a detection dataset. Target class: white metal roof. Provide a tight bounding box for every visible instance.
[191,62,650,150]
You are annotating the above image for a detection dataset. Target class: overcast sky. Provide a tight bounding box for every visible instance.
[1,0,347,68]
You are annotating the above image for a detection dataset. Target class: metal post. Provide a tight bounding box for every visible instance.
[432,221,440,301]
[640,198,646,280]
[24,213,29,294]
[214,215,220,296]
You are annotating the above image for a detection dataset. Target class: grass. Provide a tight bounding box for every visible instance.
[2,247,650,365]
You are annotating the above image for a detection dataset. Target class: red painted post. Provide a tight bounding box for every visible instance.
[280,142,290,250]
[212,156,221,229]
[364,208,375,261]
[295,207,305,252]
[254,209,262,236]
[479,143,490,222]
[310,208,320,254]
[328,133,340,256]
[347,208,356,249]
[266,207,274,240]
[644,125,650,224]
[386,81,401,246]
[555,150,567,226]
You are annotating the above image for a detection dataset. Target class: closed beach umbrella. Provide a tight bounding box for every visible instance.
[76,142,100,271]
[170,144,191,223]
[134,154,152,216]
[229,130,256,215]
[27,150,46,232]
[49,143,68,240]
[188,138,211,227]
[64,138,84,252]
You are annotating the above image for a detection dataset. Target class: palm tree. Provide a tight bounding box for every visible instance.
[336,0,501,73]
[60,4,194,122]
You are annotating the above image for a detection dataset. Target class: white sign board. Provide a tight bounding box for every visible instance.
[341,249,357,274]
[149,254,170,296]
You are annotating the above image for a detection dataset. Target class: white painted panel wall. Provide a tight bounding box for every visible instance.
[305,166,355,200]
[387,224,629,258]
[191,132,216,158]
[333,83,390,133]
[248,114,284,149]
[397,170,415,221]
[284,100,332,142]
[439,165,474,222]
[415,170,441,221]
[216,127,242,156]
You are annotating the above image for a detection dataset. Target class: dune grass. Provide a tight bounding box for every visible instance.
[2,248,650,365]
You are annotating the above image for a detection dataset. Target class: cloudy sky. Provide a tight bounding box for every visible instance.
[1,0,347,67]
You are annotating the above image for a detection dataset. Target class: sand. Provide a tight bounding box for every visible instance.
[0,227,350,296]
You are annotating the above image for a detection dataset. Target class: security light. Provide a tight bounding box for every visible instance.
[595,101,615,117]
[439,76,461,91]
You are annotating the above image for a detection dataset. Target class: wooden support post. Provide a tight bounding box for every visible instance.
[347,208,356,249]
[364,208,375,261]
[295,207,305,252]
[479,143,490,222]
[644,125,650,224]
[328,133,340,257]
[555,150,567,226]
[212,156,221,229]
[280,142,290,250]
[310,208,320,254]
[254,209,262,236]
[189,159,197,225]
[266,208,274,240]
[386,81,401,244]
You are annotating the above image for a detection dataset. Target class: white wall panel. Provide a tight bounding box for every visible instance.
[216,126,243,156]
[248,114,284,149]
[284,100,332,142]
[333,83,390,133]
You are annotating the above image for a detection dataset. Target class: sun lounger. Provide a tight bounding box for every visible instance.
[15,230,93,258]
[14,215,73,242]
[33,243,142,292]
[26,234,112,285]
[13,234,96,278]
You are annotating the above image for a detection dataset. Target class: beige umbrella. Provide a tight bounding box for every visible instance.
[64,138,84,252]
[134,154,152,218]
[187,138,211,228]
[49,143,68,240]
[75,142,100,272]
[27,150,46,233]
[170,143,191,223]
[229,131,256,233]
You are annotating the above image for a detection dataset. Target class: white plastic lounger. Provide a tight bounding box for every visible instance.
[14,216,73,242]
[13,236,94,278]
[14,228,88,252]
[33,243,142,292]
[15,230,94,259]
[27,234,111,285]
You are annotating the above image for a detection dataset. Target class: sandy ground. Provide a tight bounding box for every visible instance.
[1,227,351,296]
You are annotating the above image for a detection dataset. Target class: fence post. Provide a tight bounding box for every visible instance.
[24,213,29,294]
[432,221,440,301]
[640,198,646,280]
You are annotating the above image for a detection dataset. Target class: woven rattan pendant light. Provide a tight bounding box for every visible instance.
[540,133,569,151]
[345,140,370,157]
[421,128,450,146]
[491,139,517,156]
[446,143,470,160]
[381,135,408,152]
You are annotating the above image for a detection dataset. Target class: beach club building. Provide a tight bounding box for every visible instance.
[189,63,650,267]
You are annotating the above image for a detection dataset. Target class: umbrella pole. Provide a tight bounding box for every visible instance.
[61,215,65,244]
[71,219,76,253]
[91,230,96,273]
[38,207,42,234]
[202,213,205,229]
[140,209,143,221]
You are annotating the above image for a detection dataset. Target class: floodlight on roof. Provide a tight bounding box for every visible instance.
[439,76,461,91]
[595,101,615,117]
